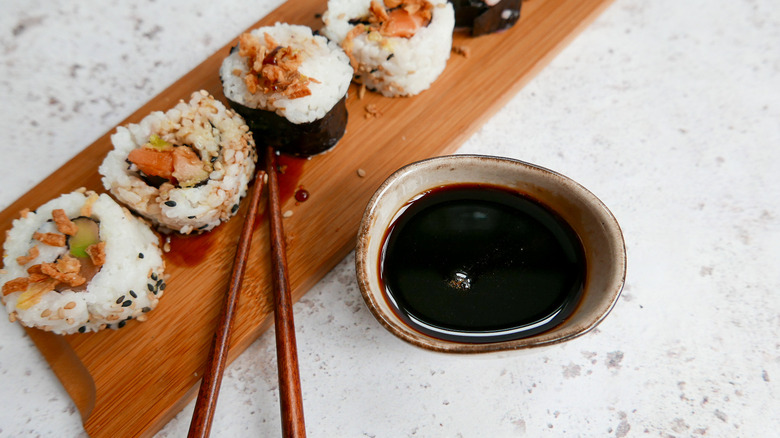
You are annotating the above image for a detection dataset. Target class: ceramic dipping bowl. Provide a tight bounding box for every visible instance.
[355,155,626,354]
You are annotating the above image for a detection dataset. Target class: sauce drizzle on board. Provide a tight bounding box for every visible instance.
[379,184,586,343]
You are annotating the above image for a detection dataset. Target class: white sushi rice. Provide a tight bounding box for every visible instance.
[99,90,257,234]
[220,23,353,124]
[321,0,455,97]
[1,190,165,335]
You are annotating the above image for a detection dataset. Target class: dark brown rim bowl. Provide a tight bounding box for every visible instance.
[355,155,626,354]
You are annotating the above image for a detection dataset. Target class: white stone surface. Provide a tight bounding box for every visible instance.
[1,0,778,437]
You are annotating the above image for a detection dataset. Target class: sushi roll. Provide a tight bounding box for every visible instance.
[99,90,257,234]
[0,189,165,335]
[450,0,521,37]
[220,23,353,157]
[321,0,455,97]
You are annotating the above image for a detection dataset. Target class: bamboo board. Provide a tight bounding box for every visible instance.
[0,0,615,436]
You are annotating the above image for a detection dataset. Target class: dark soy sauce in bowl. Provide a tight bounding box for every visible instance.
[379,183,586,344]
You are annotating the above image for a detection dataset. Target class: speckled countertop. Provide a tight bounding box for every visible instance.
[1,0,778,437]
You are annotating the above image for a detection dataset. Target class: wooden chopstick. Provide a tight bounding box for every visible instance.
[265,145,307,437]
[187,166,267,438]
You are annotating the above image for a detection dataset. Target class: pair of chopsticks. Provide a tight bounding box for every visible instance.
[187,146,306,438]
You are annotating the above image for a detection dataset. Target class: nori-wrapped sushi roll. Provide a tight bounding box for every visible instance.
[220,23,353,157]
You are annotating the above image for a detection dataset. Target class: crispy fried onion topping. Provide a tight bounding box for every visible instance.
[41,255,86,288]
[15,246,39,266]
[2,209,105,311]
[365,0,432,37]
[238,32,318,99]
[33,232,66,247]
[52,209,78,236]
[85,242,107,267]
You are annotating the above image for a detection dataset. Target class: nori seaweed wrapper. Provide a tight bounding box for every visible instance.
[226,95,348,157]
[450,0,522,37]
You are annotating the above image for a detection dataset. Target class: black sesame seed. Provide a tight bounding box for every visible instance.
[105,324,112,329]
[122,300,132,307]
[231,204,239,214]
[151,273,157,281]
[188,215,196,219]
[164,201,177,207]
[210,156,218,163]
[147,283,155,292]
[159,282,166,291]
[78,326,86,333]
[116,295,125,304]
[129,290,137,298]
[370,68,379,74]
[156,279,163,287]
[197,224,208,230]
[138,253,144,259]
[142,307,151,313]
[387,53,395,61]
[118,320,126,328]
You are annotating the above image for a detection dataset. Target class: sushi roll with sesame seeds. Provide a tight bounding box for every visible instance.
[321,0,455,97]
[219,23,353,157]
[99,90,257,234]
[0,189,166,335]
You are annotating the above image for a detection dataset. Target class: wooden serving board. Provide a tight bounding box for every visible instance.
[0,0,614,436]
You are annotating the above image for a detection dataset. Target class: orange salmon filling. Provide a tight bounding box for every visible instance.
[342,0,433,69]
[369,0,433,38]
[126,138,210,188]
